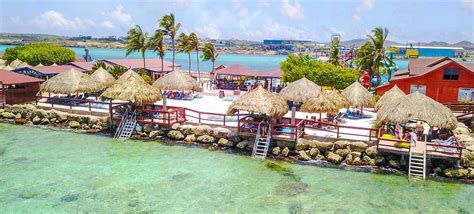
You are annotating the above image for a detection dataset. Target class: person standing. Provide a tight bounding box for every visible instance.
[415,121,424,141]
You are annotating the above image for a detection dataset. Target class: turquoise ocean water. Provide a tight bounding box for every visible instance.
[0,123,473,212]
[0,44,409,73]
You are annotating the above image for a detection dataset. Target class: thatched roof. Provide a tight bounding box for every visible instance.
[100,69,162,106]
[300,92,339,114]
[227,84,288,118]
[342,81,374,108]
[9,59,23,68]
[40,68,103,94]
[278,77,321,102]
[326,90,350,109]
[152,70,199,91]
[91,67,115,88]
[374,85,405,111]
[377,92,457,129]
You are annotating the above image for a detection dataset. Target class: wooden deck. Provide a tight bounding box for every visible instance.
[377,139,462,160]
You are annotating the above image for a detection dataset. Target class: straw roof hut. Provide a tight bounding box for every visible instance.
[40,68,103,94]
[377,92,457,129]
[3,65,14,71]
[91,67,115,88]
[300,92,339,114]
[278,77,321,102]
[52,63,58,66]
[227,84,288,118]
[326,90,350,109]
[100,70,162,106]
[342,81,374,108]
[9,59,23,68]
[374,85,405,111]
[152,70,199,91]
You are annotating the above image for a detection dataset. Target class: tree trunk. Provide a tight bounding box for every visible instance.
[211,60,215,88]
[161,57,164,75]
[172,38,175,71]
[188,53,191,74]
[142,52,146,69]
[196,49,200,83]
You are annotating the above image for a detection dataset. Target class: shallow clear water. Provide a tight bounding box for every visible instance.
[0,123,473,213]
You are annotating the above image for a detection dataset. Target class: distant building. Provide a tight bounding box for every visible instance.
[0,69,43,105]
[103,58,180,80]
[392,45,464,58]
[263,39,313,50]
[14,65,86,79]
[376,57,474,103]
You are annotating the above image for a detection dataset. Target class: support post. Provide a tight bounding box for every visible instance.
[291,106,296,125]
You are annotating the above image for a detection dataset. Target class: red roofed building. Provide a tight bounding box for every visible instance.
[103,58,179,80]
[67,61,113,71]
[376,57,474,103]
[214,64,282,91]
[0,69,44,105]
[13,65,86,79]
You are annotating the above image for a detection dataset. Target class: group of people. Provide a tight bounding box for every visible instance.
[395,121,444,144]
[164,91,194,100]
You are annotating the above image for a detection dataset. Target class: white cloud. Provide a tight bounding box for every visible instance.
[353,0,375,21]
[330,27,345,36]
[174,0,188,9]
[103,5,132,23]
[233,0,249,18]
[194,24,222,39]
[102,20,115,29]
[32,10,95,30]
[460,0,474,13]
[280,0,304,20]
[259,0,271,8]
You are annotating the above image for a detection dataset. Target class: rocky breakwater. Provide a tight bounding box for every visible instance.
[443,123,474,179]
[0,104,109,132]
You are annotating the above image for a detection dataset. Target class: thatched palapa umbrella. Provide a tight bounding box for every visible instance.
[101,69,162,106]
[301,92,340,115]
[227,84,288,118]
[374,85,405,111]
[91,67,116,88]
[377,92,457,129]
[326,90,350,109]
[342,81,374,108]
[279,77,321,124]
[152,70,199,110]
[40,68,103,94]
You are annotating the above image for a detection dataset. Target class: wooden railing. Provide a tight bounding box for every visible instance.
[184,108,244,127]
[445,103,474,113]
[238,117,306,142]
[304,119,379,142]
[36,95,127,113]
[0,81,5,109]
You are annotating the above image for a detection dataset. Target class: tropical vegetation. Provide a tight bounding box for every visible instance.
[125,25,149,68]
[149,29,168,74]
[159,13,181,70]
[189,33,200,81]
[176,33,193,74]
[2,43,75,65]
[281,54,359,90]
[201,42,219,81]
[328,36,343,67]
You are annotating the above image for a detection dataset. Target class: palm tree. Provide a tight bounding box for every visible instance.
[149,29,168,75]
[125,25,148,68]
[328,36,343,67]
[159,13,181,71]
[188,33,200,81]
[177,33,193,74]
[354,27,394,84]
[201,42,219,82]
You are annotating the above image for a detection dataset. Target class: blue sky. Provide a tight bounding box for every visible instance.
[0,0,473,43]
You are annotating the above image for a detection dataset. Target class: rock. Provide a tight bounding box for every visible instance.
[81,124,90,130]
[196,135,216,144]
[60,193,79,202]
[467,168,474,179]
[345,154,353,164]
[350,141,368,152]
[335,149,351,158]
[217,138,234,147]
[143,124,154,133]
[226,131,240,143]
[68,121,80,129]
[298,151,311,161]
[326,152,343,164]
[334,140,350,150]
[350,152,361,158]
[352,157,362,165]
[272,147,281,155]
[433,167,442,174]
[1,112,15,119]
[388,160,401,169]
[0,145,5,155]
[149,130,162,139]
[365,146,378,157]
[178,124,196,135]
[194,125,213,136]
[19,191,36,199]
[295,139,309,151]
[212,127,231,138]
[32,116,41,125]
[208,143,219,151]
[467,145,474,152]
[14,118,28,125]
[363,156,376,166]
[171,123,180,130]
[309,148,320,157]
[15,113,22,119]
[246,141,254,151]
[236,140,250,149]
[50,118,57,124]
[315,154,326,160]
[443,168,469,178]
[276,140,295,150]
[184,134,196,142]
[375,156,385,165]
[167,130,185,140]
[312,141,334,151]
[41,118,50,124]
[282,147,290,157]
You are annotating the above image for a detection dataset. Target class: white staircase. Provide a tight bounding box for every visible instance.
[114,109,137,141]
[408,142,427,181]
[252,123,271,160]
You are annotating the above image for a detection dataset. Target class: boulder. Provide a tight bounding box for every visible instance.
[365,146,378,158]
[194,125,213,136]
[81,124,90,130]
[171,123,180,130]
[335,149,351,158]
[236,140,250,149]
[315,154,326,160]
[352,157,362,165]
[467,168,474,179]
[443,168,469,178]
[2,112,15,119]
[217,138,234,147]
[334,140,350,150]
[276,140,295,150]
[466,145,474,152]
[226,131,241,143]
[143,124,154,133]
[375,156,385,165]
[208,143,219,151]
[298,151,312,161]
[196,135,216,144]
[184,134,196,142]
[272,147,281,155]
[345,154,353,164]
[167,130,185,140]
[350,141,368,152]
[363,156,376,166]
[312,141,334,151]
[41,118,50,124]
[32,116,41,125]
[309,148,320,157]
[15,118,28,125]
[350,152,361,158]
[149,130,162,139]
[326,152,343,164]
[15,113,22,119]
[295,139,309,151]
[68,121,81,129]
[178,124,196,135]
[388,160,401,169]
[433,167,443,174]
[246,141,254,151]
[282,147,290,157]
[212,127,231,138]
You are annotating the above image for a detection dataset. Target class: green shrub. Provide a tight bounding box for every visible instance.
[2,43,76,65]
[137,68,152,84]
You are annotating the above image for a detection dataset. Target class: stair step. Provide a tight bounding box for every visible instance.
[411,159,424,162]
[410,166,424,170]
[410,169,424,173]
[411,162,424,166]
